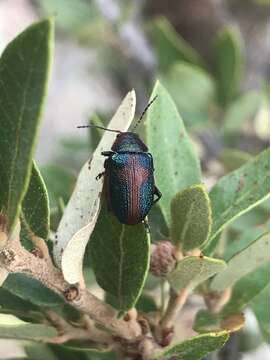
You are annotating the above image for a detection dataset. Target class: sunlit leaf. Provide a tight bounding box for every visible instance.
[171,185,212,251]
[0,19,53,232]
[146,81,201,226]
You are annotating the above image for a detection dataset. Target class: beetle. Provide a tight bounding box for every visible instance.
[78,96,161,225]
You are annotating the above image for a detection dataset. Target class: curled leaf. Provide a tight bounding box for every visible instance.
[54,90,136,284]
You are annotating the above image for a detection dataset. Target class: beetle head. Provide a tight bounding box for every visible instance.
[77,95,157,152]
[111,132,148,152]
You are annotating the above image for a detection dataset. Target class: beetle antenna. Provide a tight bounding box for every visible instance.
[77,124,121,134]
[132,95,158,131]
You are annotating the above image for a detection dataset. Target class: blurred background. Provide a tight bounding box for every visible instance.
[1,0,270,359]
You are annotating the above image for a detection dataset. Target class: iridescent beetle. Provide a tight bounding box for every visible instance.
[78,96,161,225]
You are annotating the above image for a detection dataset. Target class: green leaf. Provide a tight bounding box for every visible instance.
[0,286,39,313]
[224,221,270,261]
[154,332,229,360]
[203,232,222,257]
[194,310,245,334]
[218,148,252,173]
[0,286,44,323]
[211,231,270,291]
[54,90,136,284]
[161,62,215,128]
[50,344,116,360]
[209,147,270,241]
[149,17,205,70]
[171,185,212,251]
[222,91,261,133]
[251,282,270,341]
[106,291,157,313]
[147,203,169,242]
[0,323,57,340]
[229,207,269,233]
[40,165,75,209]
[25,344,59,360]
[167,256,226,292]
[194,311,221,333]
[0,19,53,232]
[222,261,270,316]
[89,203,150,311]
[146,81,201,226]
[22,161,50,239]
[62,340,110,353]
[214,26,243,107]
[37,0,102,35]
[3,273,63,307]
[135,293,157,313]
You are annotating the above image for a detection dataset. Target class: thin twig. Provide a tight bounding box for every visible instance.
[0,225,142,341]
[21,215,51,260]
[160,280,166,315]
[159,288,189,330]
[46,310,113,346]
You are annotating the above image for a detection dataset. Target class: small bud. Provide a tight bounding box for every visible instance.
[64,286,79,301]
[150,241,176,277]
[124,308,137,322]
[138,317,150,335]
[160,326,174,347]
[30,247,44,259]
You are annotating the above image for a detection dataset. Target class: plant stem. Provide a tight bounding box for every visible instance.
[0,224,141,341]
[159,288,189,330]
[160,280,166,315]
[45,310,113,346]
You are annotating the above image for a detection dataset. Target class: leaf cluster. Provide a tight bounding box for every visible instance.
[1,15,270,360]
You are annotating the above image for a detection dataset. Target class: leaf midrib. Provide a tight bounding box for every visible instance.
[6,35,43,219]
[180,200,195,247]
[212,169,270,237]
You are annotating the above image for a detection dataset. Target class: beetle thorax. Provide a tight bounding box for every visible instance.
[111,132,148,152]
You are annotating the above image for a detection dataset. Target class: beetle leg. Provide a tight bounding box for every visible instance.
[142,219,151,234]
[96,172,105,180]
[153,186,162,204]
[101,151,115,157]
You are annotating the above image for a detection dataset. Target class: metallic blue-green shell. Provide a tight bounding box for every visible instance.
[104,152,154,225]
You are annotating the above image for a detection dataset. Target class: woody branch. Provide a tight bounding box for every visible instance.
[0,223,141,342]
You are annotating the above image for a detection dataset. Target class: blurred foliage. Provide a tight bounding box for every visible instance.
[2,1,270,358]
[32,3,270,354]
